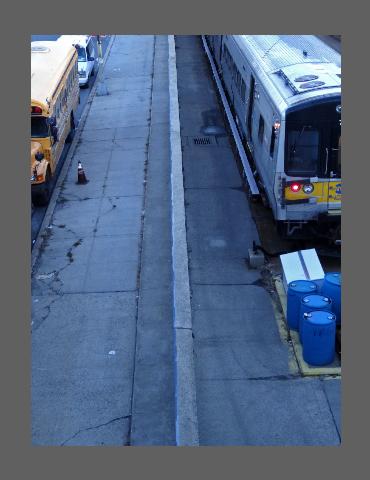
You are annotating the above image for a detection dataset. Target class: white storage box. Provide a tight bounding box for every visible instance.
[280,249,325,293]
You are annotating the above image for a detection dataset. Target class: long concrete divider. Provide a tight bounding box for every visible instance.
[168,35,199,446]
[31,35,115,272]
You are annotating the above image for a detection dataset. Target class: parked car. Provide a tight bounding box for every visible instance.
[59,35,97,88]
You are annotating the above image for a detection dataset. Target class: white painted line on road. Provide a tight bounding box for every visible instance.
[168,35,199,447]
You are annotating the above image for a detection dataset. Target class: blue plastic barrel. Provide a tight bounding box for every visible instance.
[287,280,317,330]
[321,272,341,325]
[299,294,332,342]
[302,311,336,366]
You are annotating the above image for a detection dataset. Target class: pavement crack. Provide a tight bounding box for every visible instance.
[34,239,83,294]
[32,296,61,333]
[60,415,131,446]
[320,379,342,443]
[51,223,79,237]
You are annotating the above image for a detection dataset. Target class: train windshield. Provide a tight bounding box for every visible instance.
[285,99,341,178]
[287,126,319,176]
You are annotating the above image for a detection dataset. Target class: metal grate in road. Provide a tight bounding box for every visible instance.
[193,137,211,145]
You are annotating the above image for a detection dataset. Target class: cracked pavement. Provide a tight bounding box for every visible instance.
[32,35,175,445]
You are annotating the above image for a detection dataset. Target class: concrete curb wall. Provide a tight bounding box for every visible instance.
[168,35,199,446]
[31,35,115,272]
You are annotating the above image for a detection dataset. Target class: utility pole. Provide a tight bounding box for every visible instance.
[96,35,103,63]
[94,35,108,97]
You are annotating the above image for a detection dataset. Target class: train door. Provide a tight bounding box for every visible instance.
[325,127,341,211]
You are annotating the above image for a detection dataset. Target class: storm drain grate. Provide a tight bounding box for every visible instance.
[193,137,211,145]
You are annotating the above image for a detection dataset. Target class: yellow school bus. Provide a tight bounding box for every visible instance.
[31,39,79,205]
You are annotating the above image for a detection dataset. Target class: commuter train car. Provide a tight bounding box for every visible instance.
[205,35,341,242]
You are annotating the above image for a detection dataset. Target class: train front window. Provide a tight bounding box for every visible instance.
[286,126,319,176]
[31,117,49,138]
[285,98,341,178]
[329,128,341,177]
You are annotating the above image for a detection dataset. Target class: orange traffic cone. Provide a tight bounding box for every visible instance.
[77,161,88,184]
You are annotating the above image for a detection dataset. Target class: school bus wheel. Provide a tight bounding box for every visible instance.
[65,113,75,143]
[33,169,51,206]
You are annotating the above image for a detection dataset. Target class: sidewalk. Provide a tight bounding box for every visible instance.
[31,35,176,445]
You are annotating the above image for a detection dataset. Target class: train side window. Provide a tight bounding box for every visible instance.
[236,71,241,91]
[258,115,265,143]
[270,126,276,157]
[223,46,231,68]
[241,79,246,102]
[247,76,255,137]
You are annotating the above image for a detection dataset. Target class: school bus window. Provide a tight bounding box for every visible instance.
[31,117,49,137]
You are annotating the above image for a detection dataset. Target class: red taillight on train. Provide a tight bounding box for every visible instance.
[290,182,301,192]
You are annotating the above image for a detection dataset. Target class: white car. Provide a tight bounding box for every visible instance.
[59,35,97,88]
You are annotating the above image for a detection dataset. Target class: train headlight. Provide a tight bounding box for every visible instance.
[302,183,314,194]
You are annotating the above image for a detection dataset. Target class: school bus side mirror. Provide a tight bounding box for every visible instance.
[48,116,57,127]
